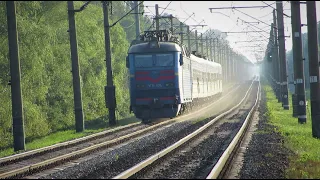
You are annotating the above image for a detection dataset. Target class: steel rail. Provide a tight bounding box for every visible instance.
[0,84,240,179]
[0,122,141,164]
[206,77,260,179]
[112,80,255,179]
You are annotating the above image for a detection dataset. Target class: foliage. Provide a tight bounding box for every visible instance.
[0,1,152,150]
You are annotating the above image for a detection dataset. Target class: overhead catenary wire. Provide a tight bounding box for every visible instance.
[122,21,136,29]
[180,4,200,24]
[258,11,273,19]
[159,1,172,16]
[108,1,144,28]
[229,16,267,61]
[233,7,274,28]
[261,1,291,18]
[259,1,276,10]
[236,16,273,41]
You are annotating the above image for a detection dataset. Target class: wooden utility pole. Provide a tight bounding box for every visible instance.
[291,1,307,123]
[213,39,216,62]
[224,45,228,82]
[155,4,159,31]
[306,1,320,138]
[187,26,191,51]
[6,1,25,151]
[209,38,213,61]
[180,22,183,46]
[276,1,289,110]
[200,33,204,55]
[206,36,209,59]
[170,15,173,33]
[273,9,281,103]
[102,1,116,126]
[229,47,233,81]
[195,30,198,53]
[67,1,85,132]
[134,1,140,39]
[225,46,229,82]
[217,40,221,64]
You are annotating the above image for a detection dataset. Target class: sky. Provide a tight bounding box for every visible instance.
[143,1,320,63]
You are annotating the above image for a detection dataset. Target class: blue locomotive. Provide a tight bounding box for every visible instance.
[126,30,222,123]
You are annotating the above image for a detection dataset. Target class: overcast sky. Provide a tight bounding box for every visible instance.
[143,1,320,63]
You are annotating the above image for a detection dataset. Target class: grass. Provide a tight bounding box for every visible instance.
[0,115,140,158]
[263,79,320,178]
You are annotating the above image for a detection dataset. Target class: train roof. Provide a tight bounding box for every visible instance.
[128,41,181,54]
[190,54,222,68]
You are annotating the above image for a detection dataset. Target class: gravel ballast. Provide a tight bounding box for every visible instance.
[34,84,249,179]
[239,85,293,179]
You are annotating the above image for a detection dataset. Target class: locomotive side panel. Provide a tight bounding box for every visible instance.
[181,55,192,102]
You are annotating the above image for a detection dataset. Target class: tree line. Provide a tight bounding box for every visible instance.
[0,1,152,150]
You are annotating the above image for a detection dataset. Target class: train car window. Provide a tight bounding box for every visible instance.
[155,54,174,67]
[135,54,153,68]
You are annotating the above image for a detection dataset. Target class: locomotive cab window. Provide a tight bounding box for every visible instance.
[134,53,174,68]
[135,54,153,68]
[155,53,174,67]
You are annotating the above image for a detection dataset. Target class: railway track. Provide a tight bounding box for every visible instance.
[112,78,260,179]
[0,84,241,179]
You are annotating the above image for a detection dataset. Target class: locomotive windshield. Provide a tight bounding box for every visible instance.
[135,54,153,68]
[134,53,174,68]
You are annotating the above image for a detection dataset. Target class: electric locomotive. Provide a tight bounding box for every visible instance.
[126,30,222,123]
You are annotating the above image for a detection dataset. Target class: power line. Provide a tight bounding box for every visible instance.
[234,19,270,53]
[158,7,175,12]
[237,16,272,38]
[235,40,266,43]
[122,21,136,29]
[259,11,273,19]
[123,1,132,9]
[222,31,265,33]
[108,1,144,28]
[261,1,291,18]
[180,6,199,24]
[145,6,155,16]
[146,4,172,31]
[260,1,276,9]
[233,8,274,29]
[209,5,268,11]
[182,12,195,24]
[159,1,172,16]
[213,9,262,56]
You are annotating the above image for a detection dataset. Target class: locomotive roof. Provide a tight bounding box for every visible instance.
[128,41,181,54]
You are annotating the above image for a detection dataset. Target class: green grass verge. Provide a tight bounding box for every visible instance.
[263,80,320,178]
[0,115,140,158]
